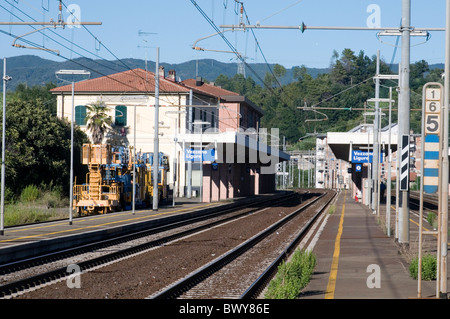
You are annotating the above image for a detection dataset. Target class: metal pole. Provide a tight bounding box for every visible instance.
[187,90,193,199]
[153,47,160,211]
[440,0,450,298]
[173,115,178,207]
[200,129,203,202]
[395,63,401,241]
[219,24,444,32]
[418,83,429,298]
[69,80,75,225]
[282,136,286,189]
[398,0,411,246]
[1,58,9,236]
[132,104,136,215]
[387,87,393,237]
[373,50,380,214]
[367,129,372,207]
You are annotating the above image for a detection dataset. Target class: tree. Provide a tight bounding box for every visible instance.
[85,101,112,144]
[12,82,57,115]
[273,64,286,78]
[2,94,89,196]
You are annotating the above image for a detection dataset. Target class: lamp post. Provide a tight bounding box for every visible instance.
[55,70,90,225]
[153,47,160,211]
[1,58,12,236]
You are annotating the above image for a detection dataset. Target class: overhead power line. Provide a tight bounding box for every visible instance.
[190,0,278,96]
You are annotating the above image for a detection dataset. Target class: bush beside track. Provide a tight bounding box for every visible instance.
[265,249,316,299]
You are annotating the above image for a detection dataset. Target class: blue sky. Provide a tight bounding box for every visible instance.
[0,1,447,69]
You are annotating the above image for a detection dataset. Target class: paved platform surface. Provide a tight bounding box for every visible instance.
[300,190,439,299]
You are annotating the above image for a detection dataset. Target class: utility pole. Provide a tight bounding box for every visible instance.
[1,58,12,236]
[440,0,450,298]
[372,50,381,215]
[153,47,160,211]
[187,90,193,198]
[397,0,411,246]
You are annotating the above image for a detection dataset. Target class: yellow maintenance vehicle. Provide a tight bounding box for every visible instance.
[73,144,169,215]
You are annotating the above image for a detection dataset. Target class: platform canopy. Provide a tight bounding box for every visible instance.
[177,130,290,165]
[326,124,398,162]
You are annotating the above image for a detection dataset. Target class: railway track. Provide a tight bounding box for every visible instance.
[151,190,337,299]
[1,191,308,299]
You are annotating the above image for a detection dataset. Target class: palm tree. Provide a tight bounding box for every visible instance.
[85,101,112,144]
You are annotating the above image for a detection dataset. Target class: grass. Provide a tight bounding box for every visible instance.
[409,254,437,281]
[265,249,316,299]
[4,185,69,227]
[328,204,336,215]
[426,212,438,229]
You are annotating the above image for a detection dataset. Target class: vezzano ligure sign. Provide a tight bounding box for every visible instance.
[184,148,216,162]
[351,150,383,164]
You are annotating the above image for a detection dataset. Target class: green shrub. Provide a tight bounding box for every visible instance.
[4,184,69,226]
[426,212,438,229]
[409,254,437,280]
[2,187,16,204]
[265,249,316,299]
[20,185,40,202]
[328,204,336,215]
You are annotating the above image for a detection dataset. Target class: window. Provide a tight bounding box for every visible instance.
[115,105,127,126]
[211,111,215,130]
[75,105,87,125]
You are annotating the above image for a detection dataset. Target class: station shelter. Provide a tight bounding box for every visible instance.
[316,124,400,205]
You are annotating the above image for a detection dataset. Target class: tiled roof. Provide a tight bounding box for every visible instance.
[50,69,191,93]
[181,78,239,98]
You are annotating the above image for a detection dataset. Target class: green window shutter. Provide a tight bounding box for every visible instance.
[75,105,86,125]
[115,105,127,126]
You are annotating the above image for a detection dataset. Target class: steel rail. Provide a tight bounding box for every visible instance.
[240,191,337,299]
[150,191,329,299]
[0,191,300,298]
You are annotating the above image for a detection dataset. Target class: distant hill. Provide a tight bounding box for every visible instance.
[3,55,445,91]
[2,55,327,91]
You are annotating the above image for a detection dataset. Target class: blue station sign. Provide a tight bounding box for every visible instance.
[351,150,383,164]
[184,148,216,162]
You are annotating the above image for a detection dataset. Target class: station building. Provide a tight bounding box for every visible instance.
[51,67,289,203]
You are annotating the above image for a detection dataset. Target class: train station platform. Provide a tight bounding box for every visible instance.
[0,192,288,265]
[301,190,438,299]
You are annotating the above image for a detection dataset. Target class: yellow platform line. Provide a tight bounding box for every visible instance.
[0,203,217,244]
[325,190,346,299]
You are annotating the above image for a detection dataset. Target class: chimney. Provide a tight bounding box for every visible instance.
[159,66,165,78]
[196,76,204,86]
[168,69,176,82]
